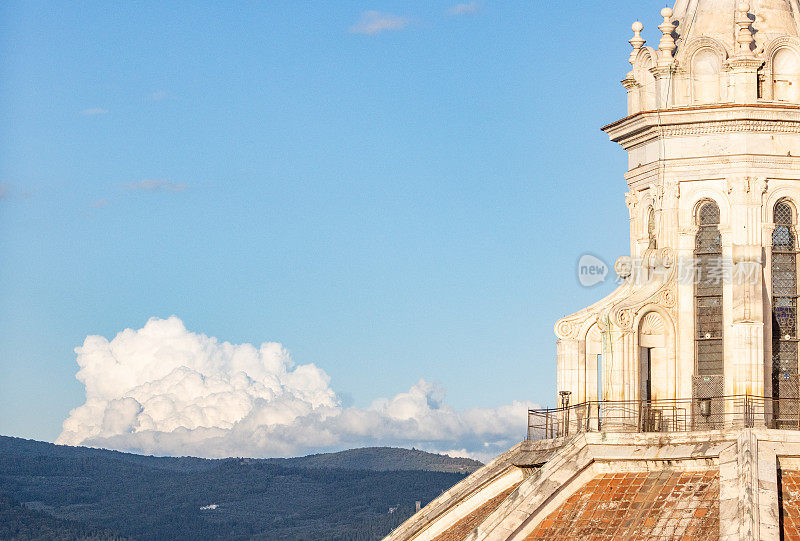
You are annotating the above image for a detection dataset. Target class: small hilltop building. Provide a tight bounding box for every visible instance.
[386,1,800,539]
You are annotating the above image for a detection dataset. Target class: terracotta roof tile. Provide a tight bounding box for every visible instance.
[526,471,719,540]
[779,469,800,538]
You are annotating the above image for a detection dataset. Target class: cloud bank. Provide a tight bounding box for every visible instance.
[57,317,535,461]
[349,11,409,35]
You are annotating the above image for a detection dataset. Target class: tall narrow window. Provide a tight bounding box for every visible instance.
[772,201,798,411]
[695,201,723,376]
[596,354,602,403]
[647,207,657,250]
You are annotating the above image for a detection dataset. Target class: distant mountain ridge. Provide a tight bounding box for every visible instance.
[0,436,482,473]
[264,446,482,473]
[0,435,482,540]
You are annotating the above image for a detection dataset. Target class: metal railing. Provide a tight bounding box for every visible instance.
[526,395,800,441]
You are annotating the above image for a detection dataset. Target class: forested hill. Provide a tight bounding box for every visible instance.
[264,446,482,473]
[0,435,482,540]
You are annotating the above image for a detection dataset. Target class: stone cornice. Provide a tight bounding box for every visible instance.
[661,119,800,137]
[603,103,800,132]
[603,104,800,149]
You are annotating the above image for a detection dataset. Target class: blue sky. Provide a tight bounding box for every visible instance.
[0,1,668,450]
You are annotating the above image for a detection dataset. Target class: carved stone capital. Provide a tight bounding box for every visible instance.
[664,180,680,201]
[622,76,639,90]
[727,176,768,203]
[625,191,640,211]
[555,318,580,340]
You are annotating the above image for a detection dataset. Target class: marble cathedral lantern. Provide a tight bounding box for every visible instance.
[557,0,800,410]
[386,2,800,540]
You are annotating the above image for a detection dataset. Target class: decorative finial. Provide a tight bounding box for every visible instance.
[657,7,676,67]
[629,21,645,65]
[736,1,755,57]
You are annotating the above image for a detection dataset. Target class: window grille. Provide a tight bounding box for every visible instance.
[774,226,794,250]
[773,201,798,404]
[776,201,793,226]
[695,201,723,378]
[699,202,720,225]
[695,228,722,254]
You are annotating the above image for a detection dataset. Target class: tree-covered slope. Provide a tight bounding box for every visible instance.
[0,436,479,540]
[0,494,127,541]
[267,446,482,473]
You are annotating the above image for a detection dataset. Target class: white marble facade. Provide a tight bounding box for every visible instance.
[555,0,800,408]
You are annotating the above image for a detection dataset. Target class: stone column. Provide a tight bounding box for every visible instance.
[731,245,765,397]
[677,225,699,399]
[728,178,767,397]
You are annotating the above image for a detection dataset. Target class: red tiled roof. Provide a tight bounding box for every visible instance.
[526,471,719,540]
[780,469,800,539]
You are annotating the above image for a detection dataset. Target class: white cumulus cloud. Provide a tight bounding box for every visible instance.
[57,317,536,461]
[349,11,409,35]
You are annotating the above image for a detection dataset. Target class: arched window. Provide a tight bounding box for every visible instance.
[772,201,798,413]
[695,201,723,377]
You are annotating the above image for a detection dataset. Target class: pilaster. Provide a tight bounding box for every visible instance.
[727,57,763,104]
[556,339,580,404]
[651,66,676,109]
[622,76,640,116]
